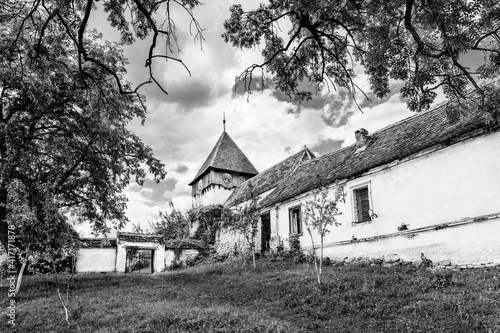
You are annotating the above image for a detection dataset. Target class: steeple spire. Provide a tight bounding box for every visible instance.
[223,111,226,132]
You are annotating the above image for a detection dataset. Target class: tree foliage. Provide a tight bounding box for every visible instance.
[1,0,204,96]
[223,0,500,112]
[187,204,230,248]
[150,201,191,240]
[0,0,203,254]
[151,203,231,256]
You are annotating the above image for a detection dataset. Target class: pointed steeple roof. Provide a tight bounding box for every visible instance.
[189,131,258,186]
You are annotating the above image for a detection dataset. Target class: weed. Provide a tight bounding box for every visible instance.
[430,270,454,288]
[1,260,499,333]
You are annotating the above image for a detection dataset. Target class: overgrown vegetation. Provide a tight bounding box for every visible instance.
[150,203,233,268]
[2,260,499,332]
[223,0,500,115]
[224,196,261,268]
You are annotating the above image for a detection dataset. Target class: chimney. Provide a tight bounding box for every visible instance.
[354,128,370,147]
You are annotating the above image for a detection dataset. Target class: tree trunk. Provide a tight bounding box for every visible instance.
[307,229,321,285]
[14,244,30,296]
[57,288,70,325]
[318,237,324,286]
[0,180,9,253]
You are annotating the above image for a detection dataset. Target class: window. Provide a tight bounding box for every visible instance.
[353,186,372,223]
[289,206,302,234]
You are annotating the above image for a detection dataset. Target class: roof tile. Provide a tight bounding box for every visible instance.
[259,102,496,208]
[224,147,316,207]
[189,131,258,185]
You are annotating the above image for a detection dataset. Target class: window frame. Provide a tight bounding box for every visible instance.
[288,205,302,235]
[351,181,373,225]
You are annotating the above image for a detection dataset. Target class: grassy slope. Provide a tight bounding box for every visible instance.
[2,260,500,333]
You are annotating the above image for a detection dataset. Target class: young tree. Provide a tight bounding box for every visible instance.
[26,212,81,325]
[223,0,500,113]
[302,182,344,286]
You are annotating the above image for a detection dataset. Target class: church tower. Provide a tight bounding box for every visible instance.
[189,120,258,207]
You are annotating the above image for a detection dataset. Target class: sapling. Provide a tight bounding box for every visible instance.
[302,182,344,285]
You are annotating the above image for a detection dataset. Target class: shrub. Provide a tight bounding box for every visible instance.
[0,259,8,279]
[430,270,454,288]
[287,235,305,263]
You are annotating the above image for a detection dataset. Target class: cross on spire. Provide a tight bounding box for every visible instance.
[223,111,226,132]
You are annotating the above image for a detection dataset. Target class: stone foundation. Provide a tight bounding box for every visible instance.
[328,254,500,270]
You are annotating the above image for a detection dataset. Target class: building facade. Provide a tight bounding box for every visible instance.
[192,102,500,266]
[188,130,258,207]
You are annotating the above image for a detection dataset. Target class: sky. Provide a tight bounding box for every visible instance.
[77,0,451,236]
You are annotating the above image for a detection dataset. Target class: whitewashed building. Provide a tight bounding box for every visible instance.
[192,102,500,266]
[77,232,166,273]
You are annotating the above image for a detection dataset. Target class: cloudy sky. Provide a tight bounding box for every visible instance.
[78,0,454,236]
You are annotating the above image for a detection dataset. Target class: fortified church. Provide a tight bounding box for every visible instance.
[75,101,500,273]
[187,118,316,209]
[189,104,500,269]
[188,118,259,207]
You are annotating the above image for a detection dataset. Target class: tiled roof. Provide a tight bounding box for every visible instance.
[80,238,117,248]
[117,232,164,243]
[224,147,316,207]
[259,102,498,208]
[189,131,258,186]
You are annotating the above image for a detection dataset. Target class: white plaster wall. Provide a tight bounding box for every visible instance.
[215,228,249,256]
[76,248,116,272]
[164,249,200,268]
[271,131,500,263]
[116,241,165,273]
[320,217,500,264]
[201,185,233,206]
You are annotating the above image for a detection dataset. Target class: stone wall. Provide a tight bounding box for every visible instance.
[165,248,200,268]
[326,254,500,270]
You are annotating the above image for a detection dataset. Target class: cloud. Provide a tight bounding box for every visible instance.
[311,138,344,155]
[173,163,189,174]
[139,187,154,198]
[83,0,448,227]
[165,79,217,110]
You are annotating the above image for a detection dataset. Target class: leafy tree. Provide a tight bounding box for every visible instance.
[0,0,203,256]
[302,182,344,285]
[149,201,191,240]
[223,0,500,113]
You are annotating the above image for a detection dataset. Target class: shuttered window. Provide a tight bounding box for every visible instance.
[289,206,302,234]
[354,186,371,223]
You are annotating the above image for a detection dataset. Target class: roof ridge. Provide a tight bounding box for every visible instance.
[259,98,492,208]
[224,146,316,206]
[317,101,449,161]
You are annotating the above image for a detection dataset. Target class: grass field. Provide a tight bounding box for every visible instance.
[2,259,500,332]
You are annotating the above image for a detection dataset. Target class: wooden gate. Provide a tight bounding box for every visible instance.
[125,249,154,273]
